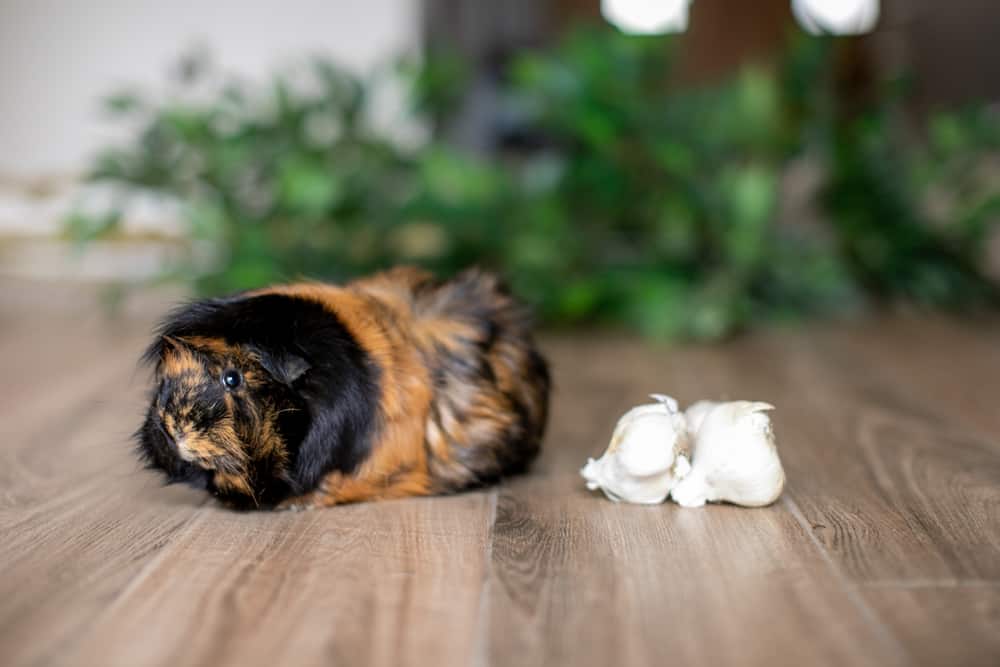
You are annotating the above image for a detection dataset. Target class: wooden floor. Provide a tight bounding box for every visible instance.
[2,281,999,667]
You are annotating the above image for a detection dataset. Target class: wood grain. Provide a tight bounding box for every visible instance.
[478,337,906,667]
[66,493,493,667]
[483,476,906,667]
[1,283,998,667]
[653,324,1000,585]
[861,586,1000,667]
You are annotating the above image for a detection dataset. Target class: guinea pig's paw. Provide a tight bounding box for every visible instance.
[274,496,316,512]
[276,502,306,512]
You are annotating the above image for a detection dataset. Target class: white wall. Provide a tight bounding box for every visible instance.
[0,0,422,178]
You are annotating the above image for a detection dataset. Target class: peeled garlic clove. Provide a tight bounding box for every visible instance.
[581,395,691,504]
[670,401,784,508]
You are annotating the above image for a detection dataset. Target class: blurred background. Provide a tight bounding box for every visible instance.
[2,0,999,339]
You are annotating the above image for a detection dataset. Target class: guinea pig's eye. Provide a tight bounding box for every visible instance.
[222,369,243,389]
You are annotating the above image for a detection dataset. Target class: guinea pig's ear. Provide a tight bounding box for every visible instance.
[255,348,311,386]
[142,335,189,367]
[163,335,189,352]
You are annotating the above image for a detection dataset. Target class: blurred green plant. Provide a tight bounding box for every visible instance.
[504,30,840,337]
[69,27,1000,339]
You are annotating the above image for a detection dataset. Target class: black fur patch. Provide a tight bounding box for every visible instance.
[138,292,380,504]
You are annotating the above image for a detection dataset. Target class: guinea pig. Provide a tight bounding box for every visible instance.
[136,266,550,510]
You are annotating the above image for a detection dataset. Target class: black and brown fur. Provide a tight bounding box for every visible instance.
[137,267,550,510]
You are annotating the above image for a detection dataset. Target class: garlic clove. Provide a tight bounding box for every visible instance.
[581,395,691,504]
[684,399,721,436]
[670,401,784,508]
[648,393,679,412]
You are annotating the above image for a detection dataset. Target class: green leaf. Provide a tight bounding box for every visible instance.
[277,157,343,215]
[419,149,504,208]
[720,165,777,268]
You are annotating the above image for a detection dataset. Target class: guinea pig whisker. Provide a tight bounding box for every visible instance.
[156,422,175,447]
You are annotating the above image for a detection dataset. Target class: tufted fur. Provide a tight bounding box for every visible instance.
[137,267,550,510]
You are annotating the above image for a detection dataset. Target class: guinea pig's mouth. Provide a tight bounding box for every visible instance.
[152,421,183,456]
[162,427,243,475]
[169,436,195,462]
[157,425,204,467]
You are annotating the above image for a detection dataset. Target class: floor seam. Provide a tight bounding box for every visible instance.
[783,494,911,664]
[65,501,211,627]
[471,488,499,667]
[858,579,1000,589]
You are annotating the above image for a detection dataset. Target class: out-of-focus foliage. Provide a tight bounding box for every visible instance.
[823,103,1000,306]
[71,27,1000,338]
[504,30,841,338]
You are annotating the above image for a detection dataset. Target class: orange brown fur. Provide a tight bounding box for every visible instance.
[139,267,549,510]
[263,268,549,508]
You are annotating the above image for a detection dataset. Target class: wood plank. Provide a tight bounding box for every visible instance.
[0,313,207,667]
[801,320,1000,582]
[0,479,205,667]
[643,320,1000,667]
[0,327,148,509]
[816,315,1000,443]
[63,492,493,667]
[861,586,1000,667]
[481,338,907,667]
[0,278,173,418]
[0,389,207,667]
[484,477,908,667]
[663,326,1000,584]
[3,281,1000,667]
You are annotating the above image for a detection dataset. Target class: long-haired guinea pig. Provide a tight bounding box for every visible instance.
[137,266,550,510]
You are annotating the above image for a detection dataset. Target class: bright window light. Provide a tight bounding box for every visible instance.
[601,0,694,35]
[792,0,880,36]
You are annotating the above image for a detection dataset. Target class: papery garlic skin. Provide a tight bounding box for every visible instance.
[581,395,691,504]
[670,401,785,508]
